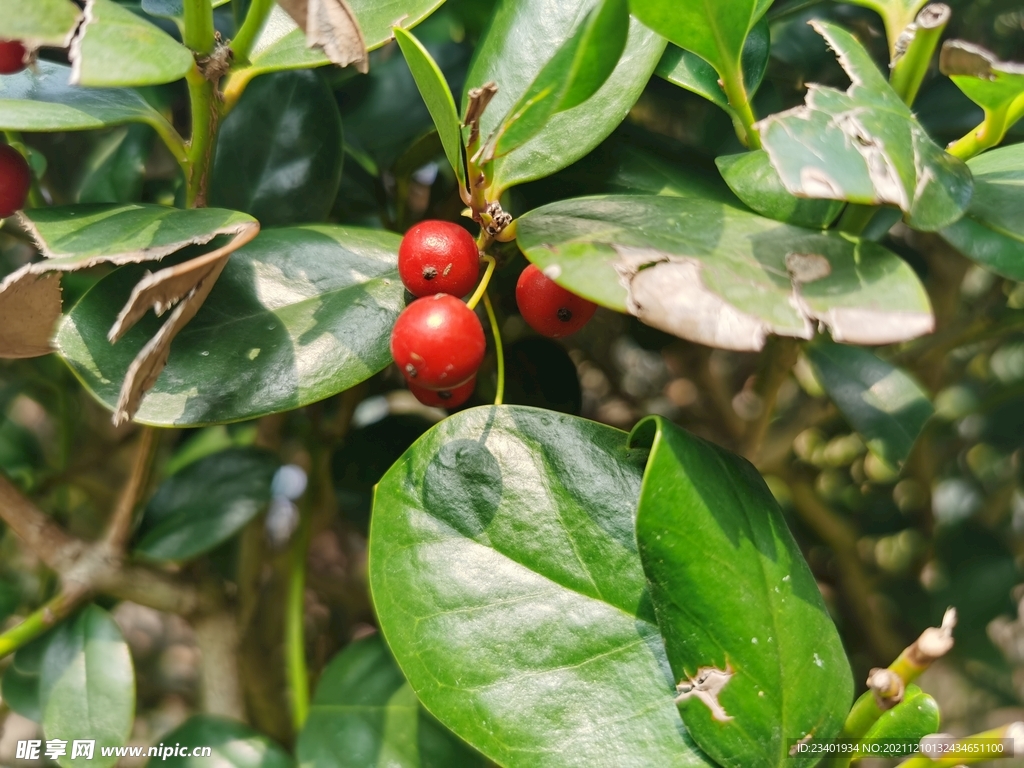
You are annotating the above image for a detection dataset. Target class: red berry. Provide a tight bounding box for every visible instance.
[0,41,26,75]
[516,264,597,338]
[0,144,30,219]
[408,375,476,409]
[398,220,480,297]
[390,294,485,389]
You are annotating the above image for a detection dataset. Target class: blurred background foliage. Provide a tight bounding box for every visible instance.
[1,0,1024,763]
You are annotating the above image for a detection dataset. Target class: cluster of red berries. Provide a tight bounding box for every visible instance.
[0,40,29,220]
[390,220,597,409]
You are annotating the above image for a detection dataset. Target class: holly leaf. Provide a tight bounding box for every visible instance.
[515,195,934,351]
[629,416,853,768]
[805,339,933,471]
[150,716,293,768]
[757,21,973,231]
[0,0,81,49]
[369,405,713,768]
[394,27,465,187]
[56,225,404,427]
[940,142,1024,280]
[940,41,1024,114]
[40,606,135,768]
[656,19,770,113]
[485,0,629,160]
[717,150,844,229]
[462,0,665,194]
[297,635,486,767]
[69,0,193,87]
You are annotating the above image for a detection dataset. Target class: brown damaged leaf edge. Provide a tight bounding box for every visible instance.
[612,245,934,352]
[276,0,369,73]
[939,39,1024,80]
[0,214,259,359]
[111,220,260,425]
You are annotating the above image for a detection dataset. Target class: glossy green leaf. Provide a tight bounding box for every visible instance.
[136,448,279,562]
[515,195,933,351]
[148,716,293,768]
[369,405,712,768]
[245,0,446,78]
[210,70,343,226]
[629,0,769,84]
[298,635,486,768]
[717,150,844,228]
[70,0,193,88]
[757,21,973,232]
[940,41,1024,115]
[77,126,154,205]
[0,0,81,48]
[656,19,770,112]
[0,61,179,138]
[56,225,404,427]
[805,339,933,471]
[463,0,665,194]
[861,685,940,747]
[629,416,852,768]
[41,605,135,768]
[941,142,1024,280]
[488,0,629,159]
[394,27,465,187]
[1,663,42,722]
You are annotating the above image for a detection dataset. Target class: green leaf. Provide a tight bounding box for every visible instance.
[41,606,135,768]
[245,0,446,78]
[147,716,293,768]
[629,0,770,84]
[210,70,343,226]
[757,21,973,232]
[656,19,770,112]
[861,685,940,746]
[629,416,852,768]
[515,195,934,351]
[297,635,486,768]
[135,447,279,562]
[845,0,926,51]
[140,0,231,18]
[940,141,1024,280]
[940,41,1024,115]
[70,0,193,88]
[56,225,404,427]
[76,126,154,205]
[0,61,179,139]
[487,0,629,159]
[369,405,712,768]
[805,339,933,471]
[0,0,81,48]
[1,663,42,722]
[393,27,465,187]
[463,0,665,194]
[716,150,844,228]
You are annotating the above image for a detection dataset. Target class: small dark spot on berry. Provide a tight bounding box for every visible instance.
[557,307,573,323]
[404,363,417,378]
[423,267,438,280]
[438,390,452,400]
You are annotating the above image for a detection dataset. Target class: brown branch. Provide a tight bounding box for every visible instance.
[742,337,800,462]
[789,478,905,661]
[0,474,82,571]
[193,609,245,719]
[105,427,159,552]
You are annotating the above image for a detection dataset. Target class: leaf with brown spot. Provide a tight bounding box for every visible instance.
[940,40,1024,115]
[756,21,972,232]
[515,195,934,351]
[276,0,369,73]
[0,205,258,359]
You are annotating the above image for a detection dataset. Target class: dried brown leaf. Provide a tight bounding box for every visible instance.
[0,272,62,358]
[276,0,369,72]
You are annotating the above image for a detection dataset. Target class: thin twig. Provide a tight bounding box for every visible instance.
[105,427,159,552]
[0,474,82,571]
[742,337,800,462]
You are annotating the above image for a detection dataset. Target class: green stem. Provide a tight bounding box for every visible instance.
[889,4,950,106]
[720,64,761,149]
[837,203,877,235]
[184,66,219,208]
[466,255,495,310]
[286,502,312,731]
[0,591,85,660]
[230,0,275,63]
[482,292,504,406]
[183,0,215,54]
[947,106,1010,160]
